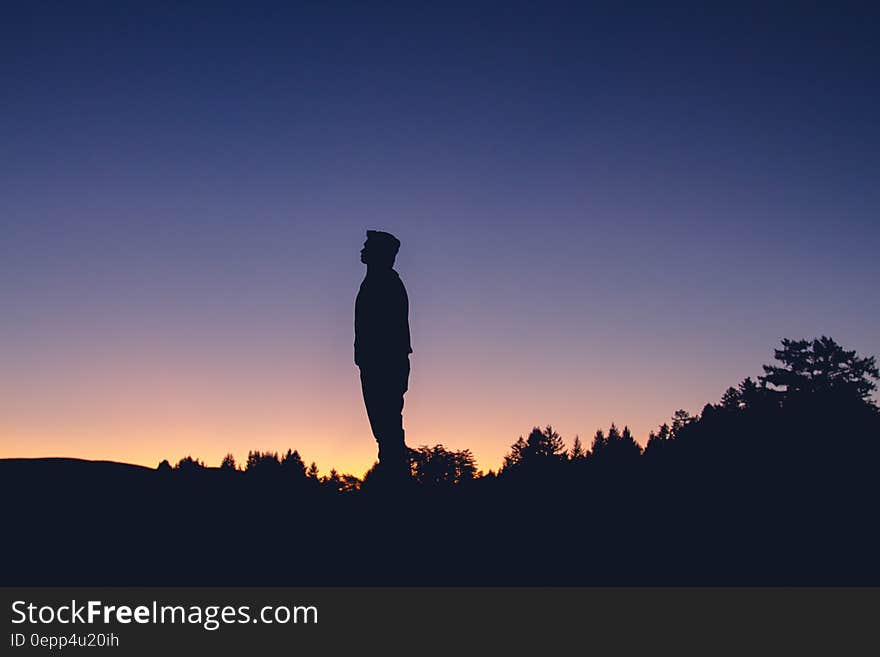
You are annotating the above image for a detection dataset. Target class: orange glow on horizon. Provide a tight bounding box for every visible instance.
[0,297,753,477]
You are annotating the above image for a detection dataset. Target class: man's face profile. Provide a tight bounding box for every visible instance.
[361,239,394,267]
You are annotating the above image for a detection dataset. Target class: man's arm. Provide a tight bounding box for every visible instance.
[398,280,412,356]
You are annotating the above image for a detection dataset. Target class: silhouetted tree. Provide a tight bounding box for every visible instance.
[174,455,205,472]
[501,425,567,474]
[760,336,879,404]
[307,461,319,480]
[590,428,607,459]
[720,387,742,411]
[220,453,237,471]
[409,444,477,486]
[157,459,172,473]
[619,426,643,457]
[738,377,764,406]
[281,449,307,482]
[670,410,694,437]
[325,468,362,493]
[246,450,281,474]
[323,469,345,492]
[502,436,527,470]
[569,435,586,461]
[592,424,641,465]
[338,473,361,493]
[644,422,672,460]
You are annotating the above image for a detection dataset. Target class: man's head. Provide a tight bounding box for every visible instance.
[360,230,401,268]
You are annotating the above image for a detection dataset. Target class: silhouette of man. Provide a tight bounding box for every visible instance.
[355,230,412,483]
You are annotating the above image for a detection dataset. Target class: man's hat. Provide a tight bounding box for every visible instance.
[366,230,401,255]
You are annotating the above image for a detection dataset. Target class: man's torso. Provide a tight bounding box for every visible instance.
[354,269,412,368]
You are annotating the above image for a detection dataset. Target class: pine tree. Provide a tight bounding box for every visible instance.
[503,436,528,470]
[526,425,567,460]
[720,387,741,410]
[569,435,586,460]
[619,426,643,457]
[246,450,280,473]
[502,426,567,473]
[644,423,672,459]
[281,449,307,478]
[671,410,693,437]
[606,423,621,444]
[760,336,879,403]
[590,428,607,458]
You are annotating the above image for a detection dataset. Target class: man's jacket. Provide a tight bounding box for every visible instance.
[354,269,412,368]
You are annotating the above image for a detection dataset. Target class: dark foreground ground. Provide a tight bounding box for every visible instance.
[2,445,878,586]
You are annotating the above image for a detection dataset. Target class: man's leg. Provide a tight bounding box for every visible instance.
[379,387,407,480]
[360,364,409,481]
[385,360,410,480]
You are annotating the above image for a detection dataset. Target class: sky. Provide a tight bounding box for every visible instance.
[2,2,879,476]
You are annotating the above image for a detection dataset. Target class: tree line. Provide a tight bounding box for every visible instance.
[157,335,880,491]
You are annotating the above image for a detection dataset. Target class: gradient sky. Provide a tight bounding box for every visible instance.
[2,2,878,476]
